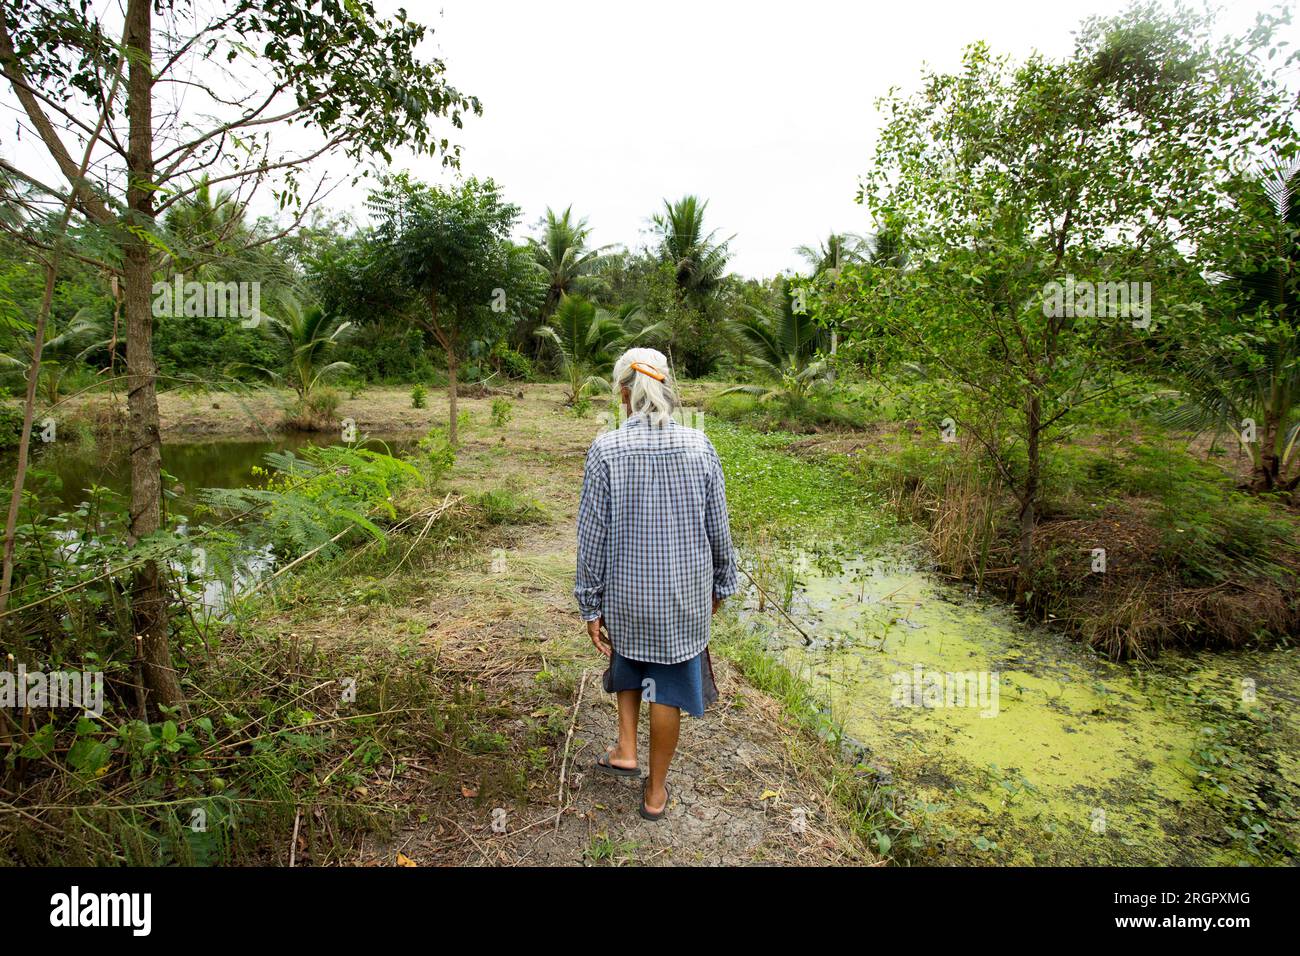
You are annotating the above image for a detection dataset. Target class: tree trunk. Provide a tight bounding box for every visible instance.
[1255,414,1280,492]
[0,264,55,621]
[425,292,458,447]
[447,346,459,447]
[1015,393,1041,609]
[125,0,183,712]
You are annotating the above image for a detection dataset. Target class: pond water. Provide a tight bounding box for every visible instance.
[741,547,1300,865]
[13,430,421,513]
[5,430,424,616]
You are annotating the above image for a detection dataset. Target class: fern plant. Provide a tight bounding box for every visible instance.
[200,445,419,559]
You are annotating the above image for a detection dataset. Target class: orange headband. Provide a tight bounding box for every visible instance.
[629,361,665,382]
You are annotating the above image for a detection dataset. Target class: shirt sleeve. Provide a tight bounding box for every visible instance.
[574,443,610,621]
[704,443,738,599]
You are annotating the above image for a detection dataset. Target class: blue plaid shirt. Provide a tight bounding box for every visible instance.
[575,414,738,664]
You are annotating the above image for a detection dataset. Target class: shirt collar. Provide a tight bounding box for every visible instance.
[621,412,676,430]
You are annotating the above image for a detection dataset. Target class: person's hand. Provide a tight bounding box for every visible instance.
[587,617,611,657]
[712,595,724,616]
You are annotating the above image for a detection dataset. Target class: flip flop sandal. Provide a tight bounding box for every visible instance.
[595,751,640,778]
[640,780,670,821]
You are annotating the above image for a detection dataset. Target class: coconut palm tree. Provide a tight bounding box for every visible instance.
[1173,336,1300,491]
[1167,158,1300,491]
[795,233,868,279]
[652,195,731,305]
[535,294,663,405]
[253,294,354,404]
[529,206,613,316]
[161,177,297,297]
[797,228,909,277]
[722,278,832,402]
[0,311,107,405]
[161,176,248,279]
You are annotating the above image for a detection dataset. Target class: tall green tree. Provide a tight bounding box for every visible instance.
[155,191,302,380]
[650,195,734,376]
[654,195,731,304]
[0,0,478,707]
[843,3,1296,607]
[367,174,527,445]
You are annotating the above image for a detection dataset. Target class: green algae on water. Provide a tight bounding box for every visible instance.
[742,548,1299,865]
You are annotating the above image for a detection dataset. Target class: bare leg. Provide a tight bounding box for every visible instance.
[607,689,640,769]
[645,702,680,813]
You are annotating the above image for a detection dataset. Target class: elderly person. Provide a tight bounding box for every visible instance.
[574,347,737,820]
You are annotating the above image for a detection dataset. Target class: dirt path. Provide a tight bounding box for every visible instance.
[348,386,871,866]
[505,539,865,866]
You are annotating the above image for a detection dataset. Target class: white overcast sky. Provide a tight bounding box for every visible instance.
[340,0,1294,277]
[3,0,1292,278]
[330,0,1294,278]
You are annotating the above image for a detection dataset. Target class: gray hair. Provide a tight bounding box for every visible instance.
[611,347,679,428]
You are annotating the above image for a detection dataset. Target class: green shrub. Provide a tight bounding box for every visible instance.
[475,487,545,525]
[305,387,341,422]
[334,325,435,384]
[416,427,455,483]
[492,342,533,381]
[704,390,867,433]
[410,383,427,409]
[0,397,23,448]
[490,398,513,428]
[154,309,284,381]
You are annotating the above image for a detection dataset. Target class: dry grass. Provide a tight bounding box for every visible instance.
[806,422,1300,660]
[57,381,547,440]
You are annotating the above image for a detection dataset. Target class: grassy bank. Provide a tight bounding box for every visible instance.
[44,382,526,441]
[844,427,1300,659]
[0,459,548,865]
[10,377,1295,865]
[3,385,876,865]
[706,381,1300,661]
[0,383,552,864]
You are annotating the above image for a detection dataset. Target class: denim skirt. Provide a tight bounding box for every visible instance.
[605,648,718,717]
